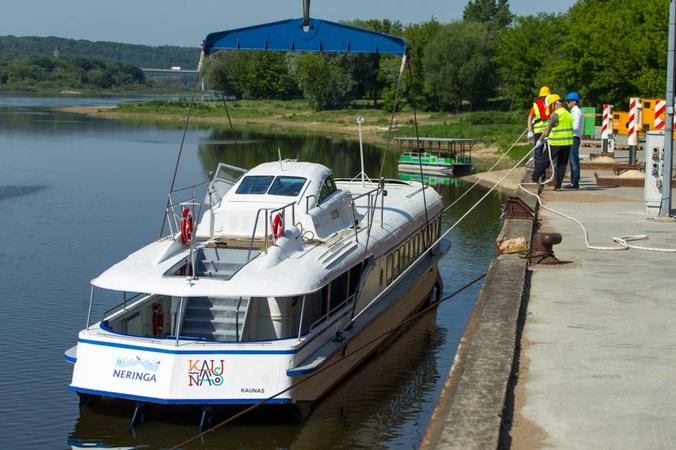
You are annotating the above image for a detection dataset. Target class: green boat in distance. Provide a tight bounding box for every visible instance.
[395,138,475,174]
[397,151,473,174]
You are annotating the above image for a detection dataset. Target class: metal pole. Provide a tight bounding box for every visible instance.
[661,0,675,217]
[357,115,365,187]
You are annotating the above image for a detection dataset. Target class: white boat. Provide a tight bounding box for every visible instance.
[65,15,451,423]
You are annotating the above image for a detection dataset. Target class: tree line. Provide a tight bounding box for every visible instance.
[203,0,669,114]
[0,35,199,69]
[0,55,150,91]
[0,0,669,113]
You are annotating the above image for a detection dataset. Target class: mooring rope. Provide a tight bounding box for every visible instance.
[514,137,676,253]
[168,272,487,450]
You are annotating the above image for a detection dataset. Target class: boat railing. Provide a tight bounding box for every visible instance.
[304,194,317,213]
[99,292,148,326]
[305,291,357,338]
[162,182,209,239]
[349,178,386,232]
[247,201,296,260]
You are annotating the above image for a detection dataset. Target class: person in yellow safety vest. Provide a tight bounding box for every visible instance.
[531,94,574,191]
[527,86,551,167]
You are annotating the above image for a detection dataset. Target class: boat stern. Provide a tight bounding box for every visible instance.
[67,333,297,406]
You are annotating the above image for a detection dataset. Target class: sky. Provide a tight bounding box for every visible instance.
[1,0,577,48]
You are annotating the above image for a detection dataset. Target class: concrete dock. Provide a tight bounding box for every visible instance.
[421,149,676,449]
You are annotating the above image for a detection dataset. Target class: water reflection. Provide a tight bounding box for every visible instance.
[196,128,400,179]
[292,312,441,450]
[398,171,456,186]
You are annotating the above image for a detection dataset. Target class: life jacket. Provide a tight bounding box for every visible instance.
[532,98,549,134]
[548,107,574,146]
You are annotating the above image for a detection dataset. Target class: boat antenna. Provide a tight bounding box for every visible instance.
[357,115,365,187]
[160,53,202,238]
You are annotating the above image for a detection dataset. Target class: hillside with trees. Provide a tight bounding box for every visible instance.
[0,36,201,93]
[0,35,200,69]
[0,0,670,114]
[0,55,150,92]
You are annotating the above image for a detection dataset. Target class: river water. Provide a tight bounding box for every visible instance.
[0,94,505,449]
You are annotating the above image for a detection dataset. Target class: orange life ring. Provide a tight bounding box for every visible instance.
[272,213,284,238]
[180,207,193,245]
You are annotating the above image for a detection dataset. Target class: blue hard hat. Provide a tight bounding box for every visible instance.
[565,92,580,102]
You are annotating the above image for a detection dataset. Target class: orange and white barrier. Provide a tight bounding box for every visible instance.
[602,104,613,153]
[653,99,666,130]
[601,104,612,138]
[627,97,640,146]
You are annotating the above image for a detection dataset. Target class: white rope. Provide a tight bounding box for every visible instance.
[515,149,676,253]
[443,128,529,213]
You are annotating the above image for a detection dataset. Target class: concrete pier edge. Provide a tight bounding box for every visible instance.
[421,178,536,450]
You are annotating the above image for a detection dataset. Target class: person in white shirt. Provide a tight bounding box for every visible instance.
[565,92,582,188]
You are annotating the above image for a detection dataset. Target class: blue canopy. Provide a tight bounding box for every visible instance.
[202,18,409,57]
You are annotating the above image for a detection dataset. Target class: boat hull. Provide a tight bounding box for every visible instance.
[286,258,444,405]
[68,242,448,408]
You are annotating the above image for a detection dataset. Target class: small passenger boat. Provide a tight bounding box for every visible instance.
[65,13,451,423]
[397,151,464,174]
[395,138,475,174]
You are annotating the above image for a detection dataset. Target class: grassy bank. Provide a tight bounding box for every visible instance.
[92,98,533,170]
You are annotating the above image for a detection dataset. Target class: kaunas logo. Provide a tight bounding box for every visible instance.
[188,359,224,386]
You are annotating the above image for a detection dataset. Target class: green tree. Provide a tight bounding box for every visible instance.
[295,53,356,110]
[244,52,297,100]
[555,0,669,109]
[463,0,514,30]
[492,13,565,109]
[423,21,495,112]
[402,18,443,111]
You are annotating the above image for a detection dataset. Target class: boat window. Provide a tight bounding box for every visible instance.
[318,176,337,204]
[236,175,274,195]
[329,272,348,312]
[268,176,306,197]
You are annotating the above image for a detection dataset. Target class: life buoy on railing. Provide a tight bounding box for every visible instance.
[180,207,193,245]
[272,213,284,238]
[152,302,164,337]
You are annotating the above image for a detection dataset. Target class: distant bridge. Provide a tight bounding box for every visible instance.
[141,68,198,74]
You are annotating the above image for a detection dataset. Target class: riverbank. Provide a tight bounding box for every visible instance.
[58,104,526,178]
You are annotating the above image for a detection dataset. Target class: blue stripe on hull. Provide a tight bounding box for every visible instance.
[69,386,292,405]
[77,337,296,355]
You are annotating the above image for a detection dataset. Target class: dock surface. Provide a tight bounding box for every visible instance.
[423,152,676,449]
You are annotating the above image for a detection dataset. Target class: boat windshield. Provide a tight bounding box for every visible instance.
[235,175,307,197]
[236,175,274,194]
[268,176,306,196]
